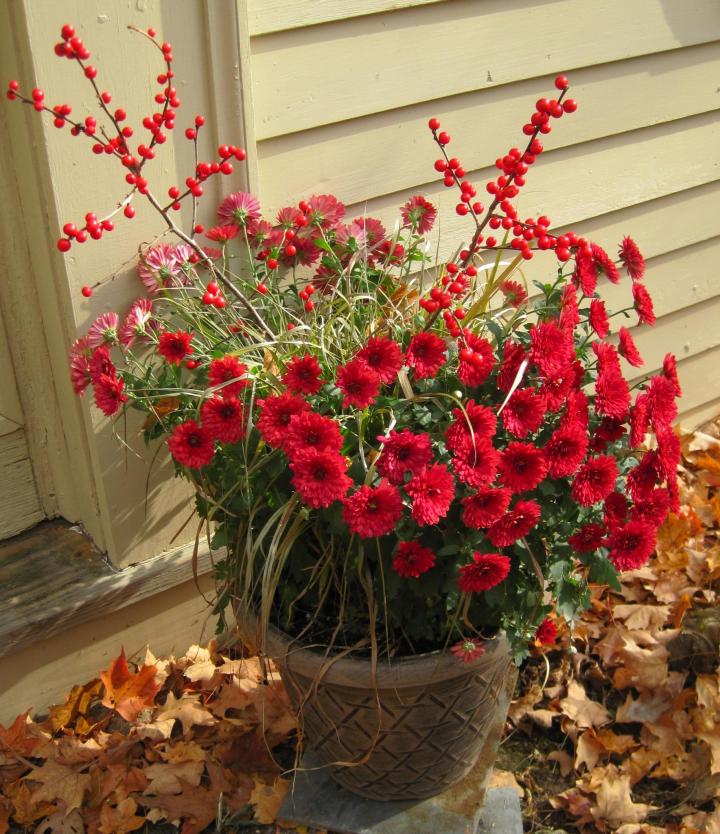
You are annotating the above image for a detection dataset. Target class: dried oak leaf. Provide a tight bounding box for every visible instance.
[25,760,91,816]
[250,776,289,824]
[157,740,207,764]
[180,645,221,687]
[98,798,146,834]
[155,693,216,736]
[559,679,610,729]
[142,761,204,795]
[613,604,671,631]
[35,809,85,833]
[6,781,57,827]
[100,649,160,723]
[591,767,656,826]
[136,781,219,834]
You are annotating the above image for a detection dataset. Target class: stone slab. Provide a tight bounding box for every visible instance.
[278,757,523,834]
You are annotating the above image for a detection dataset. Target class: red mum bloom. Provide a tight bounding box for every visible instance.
[559,284,579,332]
[529,321,574,379]
[607,520,656,571]
[502,388,547,438]
[627,451,664,503]
[568,523,606,553]
[498,442,547,492]
[497,341,528,392]
[393,541,436,578]
[290,448,351,508]
[357,337,403,384]
[589,299,609,339]
[632,282,656,326]
[500,279,528,309]
[535,618,558,645]
[562,390,590,431]
[656,424,681,483]
[306,194,345,229]
[619,236,645,281]
[93,373,127,417]
[445,401,497,454]
[89,346,115,384]
[405,463,455,525]
[336,358,381,408]
[572,248,597,296]
[571,455,618,506]
[256,393,309,448]
[604,491,629,530]
[539,368,575,413]
[486,500,541,547]
[205,224,239,243]
[342,481,403,538]
[462,487,511,529]
[593,343,630,421]
[451,440,500,488]
[158,330,193,366]
[208,355,249,397]
[200,395,246,444]
[400,195,437,234]
[286,411,343,458]
[459,552,510,593]
[458,332,495,387]
[376,429,433,485]
[451,639,486,663]
[591,243,620,284]
[631,488,670,528]
[646,375,678,431]
[544,424,589,478]
[630,393,650,448]
[618,327,643,367]
[662,353,682,397]
[406,332,447,380]
[167,419,214,468]
[282,354,323,395]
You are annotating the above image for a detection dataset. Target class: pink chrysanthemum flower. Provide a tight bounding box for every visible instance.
[619,236,645,281]
[543,424,589,479]
[173,243,196,273]
[405,463,455,526]
[607,519,657,571]
[247,219,273,248]
[461,487,511,529]
[285,411,343,457]
[502,388,547,438]
[200,395,246,445]
[498,442,547,493]
[457,333,494,387]
[217,191,261,227]
[167,419,215,469]
[205,225,239,243]
[406,332,447,380]
[500,279,529,309]
[208,356,249,397]
[357,337,403,384]
[459,552,510,594]
[351,216,387,250]
[400,195,437,234]
[306,194,345,229]
[451,638,486,664]
[276,206,304,229]
[87,312,120,348]
[280,235,321,267]
[69,337,92,395]
[486,500,541,547]
[571,455,618,506]
[138,244,184,295]
[282,354,324,395]
[376,429,433,485]
[336,358,381,409]
[290,448,352,509]
[119,299,154,347]
[256,393,309,449]
[342,481,403,538]
[632,282,656,326]
[393,541,436,578]
[93,373,127,417]
[588,299,609,339]
[618,327,644,367]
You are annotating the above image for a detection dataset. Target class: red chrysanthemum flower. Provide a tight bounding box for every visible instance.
[662,353,682,397]
[282,354,323,395]
[568,523,606,553]
[400,195,437,234]
[342,481,403,538]
[89,346,115,384]
[630,393,650,448]
[561,390,590,432]
[529,320,574,379]
[619,236,645,281]
[632,282,656,326]
[462,487,511,529]
[535,618,558,645]
[445,401,497,453]
[158,330,193,366]
[451,440,500,488]
[208,355,249,397]
[559,284,579,332]
[543,424,589,478]
[627,451,664,503]
[457,332,494,387]
[656,424,681,484]
[69,337,92,396]
[604,491,629,530]
[93,373,127,417]
[497,341,528,392]
[290,448,352,509]
[306,194,345,229]
[631,488,670,528]
[376,429,433,485]
[500,279,528,309]
[572,248,597,296]
[502,388,547,438]
[589,299,609,339]
[618,327,643,368]
[539,368,575,413]
[607,519,657,571]
[393,541,436,578]
[486,499,541,547]
[405,463,455,526]
[285,411,343,458]
[406,332,447,380]
[200,395,246,444]
[591,243,620,284]
[336,358,381,409]
[593,343,630,420]
[498,442,547,492]
[256,393,309,448]
[646,375,678,431]
[451,639,486,663]
[217,191,261,227]
[357,337,403,384]
[459,552,511,593]
[571,455,618,506]
[167,419,214,468]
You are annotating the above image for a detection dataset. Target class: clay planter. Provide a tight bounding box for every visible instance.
[257,622,517,802]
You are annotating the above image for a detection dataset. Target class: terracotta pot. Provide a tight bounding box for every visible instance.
[251,620,517,801]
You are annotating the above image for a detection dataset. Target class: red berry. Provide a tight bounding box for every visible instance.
[57,238,71,252]
[438,132,450,145]
[185,359,200,370]
[554,74,569,90]
[114,108,126,121]
[123,204,135,218]
[456,204,469,216]
[234,147,247,161]
[195,114,205,127]
[562,99,577,113]
[61,24,75,41]
[428,117,440,130]
[207,282,219,295]
[84,66,97,79]
[304,300,315,312]
[194,223,204,234]
[75,230,87,243]
[202,291,215,305]
[219,161,233,174]
[556,247,570,261]
[101,91,111,104]
[147,27,157,37]
[81,285,92,297]
[266,258,278,270]
[434,159,447,172]
[285,244,297,257]
[256,283,269,295]
[32,88,44,101]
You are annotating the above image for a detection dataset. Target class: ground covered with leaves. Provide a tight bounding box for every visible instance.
[1,424,720,834]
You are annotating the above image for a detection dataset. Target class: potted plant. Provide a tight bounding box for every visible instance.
[6,24,682,802]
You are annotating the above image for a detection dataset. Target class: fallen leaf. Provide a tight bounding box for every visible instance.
[250,776,289,824]
[9,782,58,826]
[137,782,219,834]
[25,760,91,816]
[142,761,204,795]
[34,809,84,833]
[488,769,522,795]
[0,712,42,757]
[559,680,610,729]
[98,798,145,834]
[591,768,655,825]
[47,680,103,733]
[100,649,160,723]
[155,693,216,735]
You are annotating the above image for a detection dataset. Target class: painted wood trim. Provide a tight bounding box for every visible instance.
[0,430,43,538]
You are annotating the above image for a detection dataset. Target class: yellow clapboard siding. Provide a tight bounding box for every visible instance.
[673,348,720,417]
[680,396,720,429]
[258,43,720,207]
[248,0,448,35]
[250,0,720,138]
